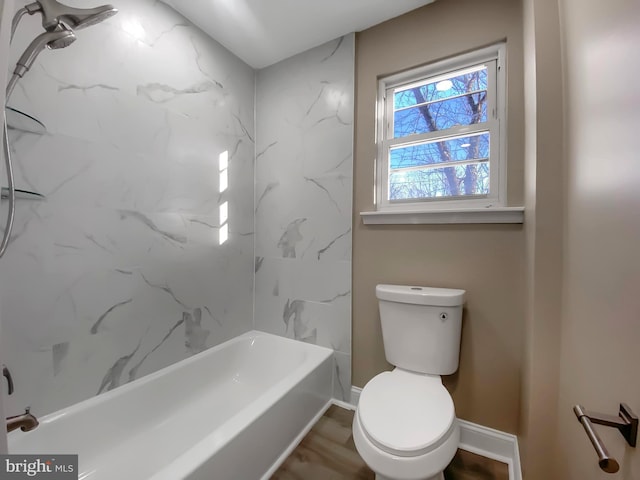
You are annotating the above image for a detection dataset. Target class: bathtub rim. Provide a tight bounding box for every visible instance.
[8,330,334,443]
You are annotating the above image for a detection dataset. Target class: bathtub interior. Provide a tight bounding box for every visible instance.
[8,331,334,479]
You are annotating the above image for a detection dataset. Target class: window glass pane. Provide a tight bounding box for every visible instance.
[393,65,488,108]
[390,133,489,170]
[394,93,487,137]
[389,162,489,201]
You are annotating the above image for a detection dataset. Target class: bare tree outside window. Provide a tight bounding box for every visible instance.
[388,66,491,201]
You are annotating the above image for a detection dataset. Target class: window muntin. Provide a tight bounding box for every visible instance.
[377,45,505,211]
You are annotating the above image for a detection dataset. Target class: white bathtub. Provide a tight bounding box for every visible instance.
[9,330,334,479]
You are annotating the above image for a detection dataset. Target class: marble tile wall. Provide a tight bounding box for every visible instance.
[254,36,354,401]
[1,0,255,416]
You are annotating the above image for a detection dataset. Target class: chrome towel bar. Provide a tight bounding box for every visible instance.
[573,403,638,474]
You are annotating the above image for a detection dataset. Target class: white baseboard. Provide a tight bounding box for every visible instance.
[458,419,521,480]
[350,385,361,407]
[331,398,356,411]
[348,386,521,480]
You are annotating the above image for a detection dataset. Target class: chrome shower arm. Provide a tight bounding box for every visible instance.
[12,1,117,40]
[32,0,117,31]
[10,3,42,41]
[10,7,27,40]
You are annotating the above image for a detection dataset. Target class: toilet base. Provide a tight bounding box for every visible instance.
[375,473,444,480]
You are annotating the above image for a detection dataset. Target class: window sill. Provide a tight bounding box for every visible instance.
[360,207,524,225]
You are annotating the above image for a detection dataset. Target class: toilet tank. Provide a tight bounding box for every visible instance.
[376,285,466,375]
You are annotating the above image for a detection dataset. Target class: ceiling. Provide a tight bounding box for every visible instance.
[162,0,436,69]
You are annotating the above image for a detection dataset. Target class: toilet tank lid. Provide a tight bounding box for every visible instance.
[376,284,466,307]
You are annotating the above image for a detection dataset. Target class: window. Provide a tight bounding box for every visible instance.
[375,44,506,213]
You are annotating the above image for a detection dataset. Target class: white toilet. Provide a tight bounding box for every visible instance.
[353,284,466,480]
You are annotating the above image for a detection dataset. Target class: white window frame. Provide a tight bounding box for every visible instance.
[374,43,507,213]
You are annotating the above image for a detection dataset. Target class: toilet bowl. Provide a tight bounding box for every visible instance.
[353,285,466,480]
[353,369,459,480]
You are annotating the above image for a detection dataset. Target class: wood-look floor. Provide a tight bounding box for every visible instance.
[271,405,509,480]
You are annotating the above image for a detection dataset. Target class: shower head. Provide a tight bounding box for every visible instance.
[45,29,77,49]
[7,1,117,101]
[21,0,117,32]
[6,26,76,99]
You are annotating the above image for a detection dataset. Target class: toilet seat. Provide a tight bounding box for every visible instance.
[358,369,455,457]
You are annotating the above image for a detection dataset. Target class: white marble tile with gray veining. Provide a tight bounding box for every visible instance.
[1,0,255,417]
[254,34,354,399]
[333,352,352,403]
